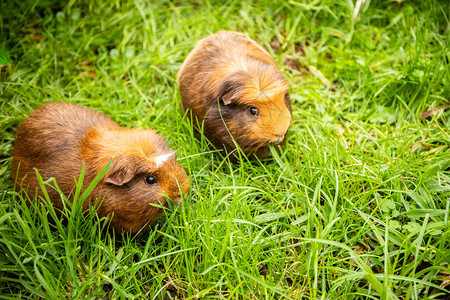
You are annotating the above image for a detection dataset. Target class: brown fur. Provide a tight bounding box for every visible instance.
[177,31,291,159]
[12,102,189,233]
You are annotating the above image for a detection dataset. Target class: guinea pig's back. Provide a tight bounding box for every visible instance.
[178,31,276,102]
[14,102,118,158]
[212,31,274,65]
[12,102,119,196]
[179,31,274,77]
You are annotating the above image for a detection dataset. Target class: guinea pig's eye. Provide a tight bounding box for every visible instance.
[145,175,157,185]
[249,107,259,116]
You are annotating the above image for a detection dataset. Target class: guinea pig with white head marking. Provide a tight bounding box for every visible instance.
[177,30,291,159]
[12,102,190,233]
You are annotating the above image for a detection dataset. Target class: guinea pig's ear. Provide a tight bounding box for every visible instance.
[217,71,247,106]
[104,160,134,186]
[221,90,239,106]
[104,170,134,186]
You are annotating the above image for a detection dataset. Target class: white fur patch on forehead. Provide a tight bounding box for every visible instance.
[154,152,175,168]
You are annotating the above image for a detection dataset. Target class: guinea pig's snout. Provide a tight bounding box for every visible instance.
[269,107,291,141]
[165,175,189,206]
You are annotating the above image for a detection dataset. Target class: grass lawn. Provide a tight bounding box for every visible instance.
[1,0,449,298]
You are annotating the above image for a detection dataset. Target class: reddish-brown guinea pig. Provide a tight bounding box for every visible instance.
[12,102,190,233]
[177,30,291,159]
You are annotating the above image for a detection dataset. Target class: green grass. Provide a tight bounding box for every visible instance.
[1,0,449,298]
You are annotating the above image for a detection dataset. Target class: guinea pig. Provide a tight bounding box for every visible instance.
[12,102,190,233]
[177,30,291,160]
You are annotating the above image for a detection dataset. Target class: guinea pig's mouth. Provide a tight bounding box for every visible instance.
[254,137,284,148]
[171,196,182,205]
[269,135,285,145]
[159,195,182,206]
[244,139,278,153]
